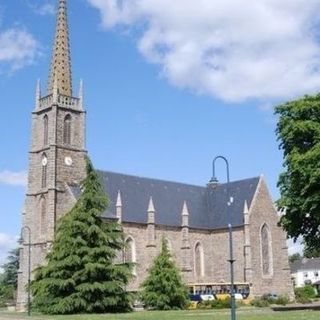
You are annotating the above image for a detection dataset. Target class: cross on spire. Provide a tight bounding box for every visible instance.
[48,0,72,96]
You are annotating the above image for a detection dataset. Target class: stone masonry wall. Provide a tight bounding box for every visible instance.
[122,223,245,292]
[248,177,294,298]
[16,96,87,310]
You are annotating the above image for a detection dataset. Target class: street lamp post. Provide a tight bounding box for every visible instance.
[210,156,236,320]
[19,226,31,317]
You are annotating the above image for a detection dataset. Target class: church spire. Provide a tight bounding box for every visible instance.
[48,0,72,96]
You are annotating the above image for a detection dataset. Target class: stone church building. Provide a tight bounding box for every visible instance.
[17,0,293,309]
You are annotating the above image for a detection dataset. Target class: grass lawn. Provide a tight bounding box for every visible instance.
[0,308,319,320]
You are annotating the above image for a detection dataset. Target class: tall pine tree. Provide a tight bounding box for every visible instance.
[1,248,19,288]
[140,238,188,310]
[0,248,19,306]
[31,158,133,314]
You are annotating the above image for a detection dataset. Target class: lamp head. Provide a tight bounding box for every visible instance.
[207,176,219,188]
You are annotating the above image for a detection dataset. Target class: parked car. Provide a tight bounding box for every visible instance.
[263,293,278,300]
[200,294,215,301]
[234,293,243,300]
[189,293,202,303]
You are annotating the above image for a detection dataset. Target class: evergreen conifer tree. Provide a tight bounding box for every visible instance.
[140,238,188,310]
[0,248,19,306]
[1,248,19,288]
[31,158,133,314]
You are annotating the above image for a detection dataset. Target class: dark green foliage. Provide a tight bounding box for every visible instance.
[272,295,290,306]
[196,297,242,310]
[210,298,232,309]
[31,158,133,314]
[196,300,213,309]
[303,245,320,258]
[140,239,188,310]
[0,284,15,307]
[275,94,320,250]
[289,253,302,263]
[250,297,270,308]
[1,248,19,288]
[0,247,19,306]
[294,285,316,303]
[251,294,289,307]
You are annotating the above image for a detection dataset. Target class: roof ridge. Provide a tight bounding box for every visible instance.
[97,169,260,189]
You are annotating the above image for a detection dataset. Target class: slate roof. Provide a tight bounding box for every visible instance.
[290,258,320,273]
[70,170,260,230]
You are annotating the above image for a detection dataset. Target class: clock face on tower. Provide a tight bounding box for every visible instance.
[42,157,47,166]
[64,156,73,166]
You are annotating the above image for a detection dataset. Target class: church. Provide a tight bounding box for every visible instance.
[17,0,293,309]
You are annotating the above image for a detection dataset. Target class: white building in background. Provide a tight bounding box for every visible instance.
[291,258,320,288]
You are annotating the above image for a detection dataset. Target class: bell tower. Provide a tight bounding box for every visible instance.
[16,0,87,310]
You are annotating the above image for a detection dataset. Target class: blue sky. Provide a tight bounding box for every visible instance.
[1,0,319,263]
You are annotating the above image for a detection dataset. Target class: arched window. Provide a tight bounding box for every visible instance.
[63,114,71,145]
[40,196,46,236]
[260,223,273,276]
[41,154,47,188]
[43,115,48,146]
[124,237,136,275]
[194,242,204,277]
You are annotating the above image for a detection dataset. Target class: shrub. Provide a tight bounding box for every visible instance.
[197,301,212,309]
[250,297,270,307]
[0,284,15,308]
[295,285,316,303]
[296,296,312,304]
[273,295,289,306]
[211,297,231,309]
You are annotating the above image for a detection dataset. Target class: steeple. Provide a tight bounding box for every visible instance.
[48,0,72,96]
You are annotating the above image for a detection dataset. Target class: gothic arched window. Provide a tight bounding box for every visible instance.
[261,223,273,276]
[63,114,71,145]
[43,115,48,146]
[41,154,47,188]
[124,237,136,275]
[40,196,46,236]
[194,242,204,277]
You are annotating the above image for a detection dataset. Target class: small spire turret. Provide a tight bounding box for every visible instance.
[116,190,122,223]
[35,79,41,109]
[48,0,72,96]
[181,201,189,227]
[147,196,156,247]
[147,197,155,224]
[79,79,84,109]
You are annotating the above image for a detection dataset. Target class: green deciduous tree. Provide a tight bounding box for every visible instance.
[140,238,188,310]
[31,158,133,314]
[303,245,320,258]
[275,94,320,251]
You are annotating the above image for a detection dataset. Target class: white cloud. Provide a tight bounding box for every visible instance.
[0,28,40,72]
[87,0,320,103]
[0,170,27,187]
[28,2,55,16]
[0,233,17,270]
[34,4,55,16]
